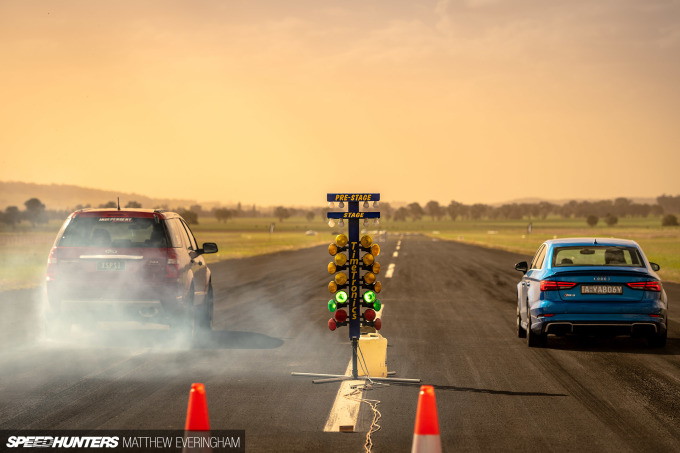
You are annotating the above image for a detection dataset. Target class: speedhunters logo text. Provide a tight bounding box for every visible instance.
[1,431,245,452]
[6,436,119,448]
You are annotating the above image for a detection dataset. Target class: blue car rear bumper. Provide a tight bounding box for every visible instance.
[530,298,667,336]
[532,313,667,336]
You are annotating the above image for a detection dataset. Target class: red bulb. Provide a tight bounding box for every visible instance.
[364,309,376,321]
[335,309,348,323]
[328,318,337,331]
[374,318,382,330]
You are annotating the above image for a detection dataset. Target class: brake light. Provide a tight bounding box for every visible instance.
[166,249,180,279]
[626,281,661,292]
[46,249,57,281]
[540,281,577,291]
[100,212,131,218]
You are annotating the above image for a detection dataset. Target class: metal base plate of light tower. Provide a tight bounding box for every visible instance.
[292,338,420,384]
[291,371,420,384]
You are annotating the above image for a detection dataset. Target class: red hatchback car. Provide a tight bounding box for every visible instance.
[45,208,218,337]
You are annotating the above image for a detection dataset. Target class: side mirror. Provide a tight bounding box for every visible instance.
[199,242,218,255]
[650,262,660,272]
[515,261,528,274]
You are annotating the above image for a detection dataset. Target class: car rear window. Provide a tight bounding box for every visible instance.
[552,246,644,267]
[57,216,168,248]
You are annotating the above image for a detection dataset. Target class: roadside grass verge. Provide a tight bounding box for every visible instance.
[192,231,327,264]
[1,215,678,290]
[412,217,680,283]
[0,233,54,292]
[0,217,330,291]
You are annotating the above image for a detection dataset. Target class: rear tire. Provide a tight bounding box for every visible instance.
[526,310,546,348]
[648,330,667,348]
[172,285,195,342]
[195,282,213,332]
[517,305,526,338]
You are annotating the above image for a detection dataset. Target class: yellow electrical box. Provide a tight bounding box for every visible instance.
[358,333,388,377]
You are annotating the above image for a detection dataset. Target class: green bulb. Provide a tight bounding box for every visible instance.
[328,300,337,312]
[373,299,381,311]
[335,290,348,303]
[363,291,376,304]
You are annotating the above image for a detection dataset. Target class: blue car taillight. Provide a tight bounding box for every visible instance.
[540,281,577,291]
[626,281,661,292]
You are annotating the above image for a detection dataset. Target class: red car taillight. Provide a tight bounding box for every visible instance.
[46,249,57,281]
[627,281,661,292]
[540,281,577,291]
[166,249,180,279]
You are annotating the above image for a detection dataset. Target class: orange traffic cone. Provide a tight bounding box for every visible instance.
[185,383,210,431]
[183,383,211,453]
[411,385,442,453]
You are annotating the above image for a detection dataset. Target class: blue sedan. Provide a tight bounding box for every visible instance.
[515,238,668,347]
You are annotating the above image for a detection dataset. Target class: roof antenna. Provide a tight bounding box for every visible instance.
[117,197,121,211]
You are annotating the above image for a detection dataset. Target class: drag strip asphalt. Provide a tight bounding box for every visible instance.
[1,234,679,452]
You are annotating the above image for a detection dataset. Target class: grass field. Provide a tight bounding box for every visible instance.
[1,215,678,291]
[412,217,680,283]
[0,217,330,291]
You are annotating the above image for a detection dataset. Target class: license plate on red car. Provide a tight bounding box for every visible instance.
[581,285,622,294]
[97,261,125,271]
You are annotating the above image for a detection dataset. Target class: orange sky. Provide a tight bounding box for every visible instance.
[1,0,679,206]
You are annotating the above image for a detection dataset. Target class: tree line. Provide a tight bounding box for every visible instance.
[379,196,679,226]
[0,198,54,227]
[384,198,668,222]
[0,199,317,227]
[2,195,679,229]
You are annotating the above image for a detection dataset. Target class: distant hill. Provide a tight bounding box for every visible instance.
[0,181,666,212]
[0,181,205,211]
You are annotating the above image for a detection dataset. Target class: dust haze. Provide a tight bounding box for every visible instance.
[0,270,286,425]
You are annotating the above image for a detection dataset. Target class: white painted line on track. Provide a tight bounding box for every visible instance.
[385,263,396,278]
[392,251,398,258]
[323,362,363,432]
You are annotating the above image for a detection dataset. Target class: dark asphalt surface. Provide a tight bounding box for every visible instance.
[1,234,679,452]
